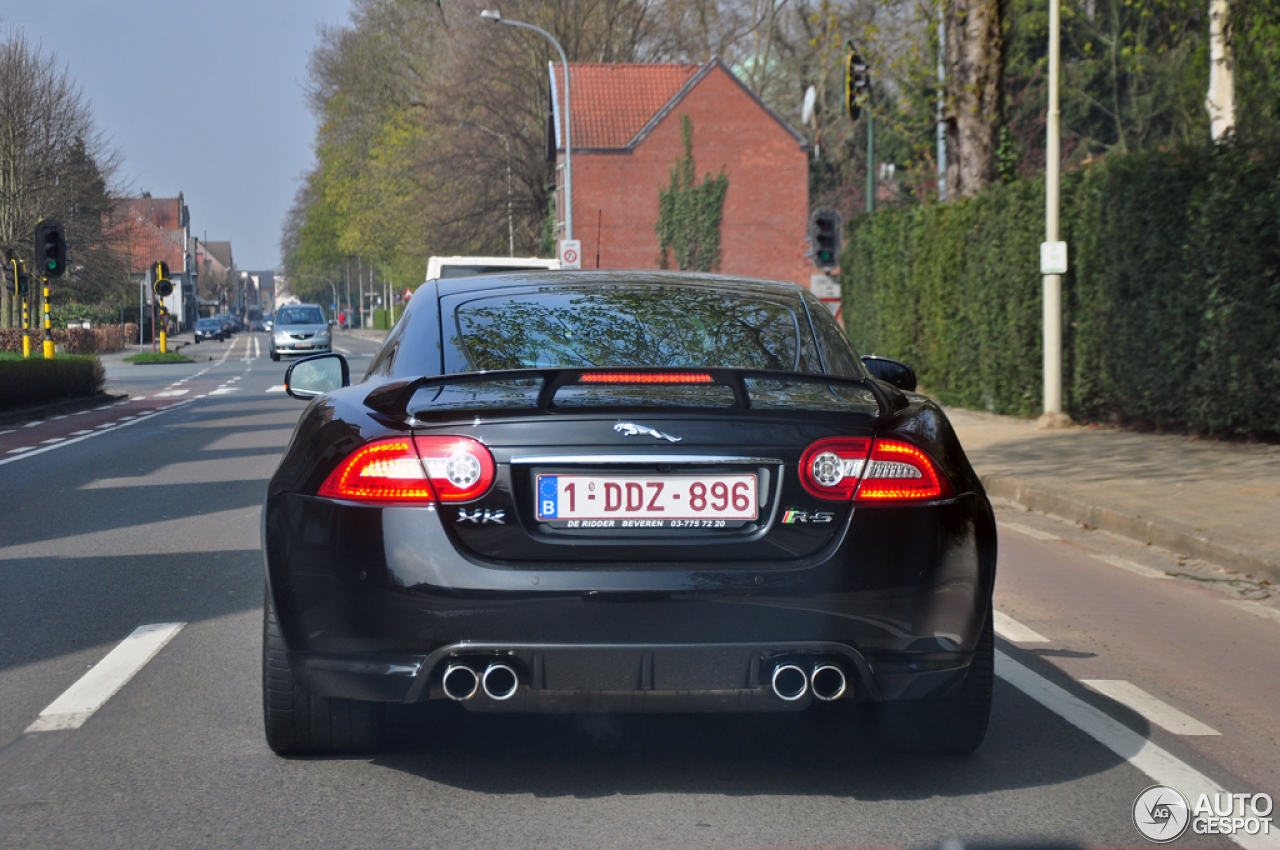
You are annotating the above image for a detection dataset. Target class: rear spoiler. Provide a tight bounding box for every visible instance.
[364,367,906,422]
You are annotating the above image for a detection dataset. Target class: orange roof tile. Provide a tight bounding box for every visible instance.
[551,62,700,149]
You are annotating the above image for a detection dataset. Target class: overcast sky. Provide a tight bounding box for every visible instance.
[3,0,353,271]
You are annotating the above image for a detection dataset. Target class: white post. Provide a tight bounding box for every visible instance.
[1040,0,1068,427]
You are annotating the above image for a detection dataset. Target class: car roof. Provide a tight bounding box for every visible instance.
[433,270,805,299]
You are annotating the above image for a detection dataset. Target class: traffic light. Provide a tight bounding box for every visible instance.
[845,52,870,122]
[153,261,173,297]
[808,206,844,271]
[7,258,29,296]
[34,219,67,278]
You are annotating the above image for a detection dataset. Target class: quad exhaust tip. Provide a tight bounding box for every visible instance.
[442,664,480,701]
[810,664,847,701]
[771,664,808,701]
[482,663,519,700]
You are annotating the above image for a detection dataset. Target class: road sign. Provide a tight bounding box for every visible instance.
[404,287,414,301]
[1040,242,1068,275]
[811,273,843,323]
[559,240,581,270]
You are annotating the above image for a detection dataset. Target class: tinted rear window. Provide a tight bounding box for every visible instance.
[448,287,814,373]
[440,265,552,278]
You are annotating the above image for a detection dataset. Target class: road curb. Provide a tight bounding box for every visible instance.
[982,473,1280,585]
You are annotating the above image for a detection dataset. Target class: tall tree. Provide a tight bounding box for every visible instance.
[944,0,1004,196]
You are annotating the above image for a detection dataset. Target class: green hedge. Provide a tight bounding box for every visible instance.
[0,355,106,411]
[842,140,1280,436]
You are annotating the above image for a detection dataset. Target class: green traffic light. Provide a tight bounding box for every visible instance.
[46,260,56,271]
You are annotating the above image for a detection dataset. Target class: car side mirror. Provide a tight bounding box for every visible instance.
[861,355,917,392]
[328,319,337,326]
[285,353,350,399]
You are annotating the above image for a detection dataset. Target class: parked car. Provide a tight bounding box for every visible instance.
[262,271,997,756]
[192,317,224,343]
[269,304,332,361]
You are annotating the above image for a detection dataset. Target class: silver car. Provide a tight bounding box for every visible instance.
[269,304,332,361]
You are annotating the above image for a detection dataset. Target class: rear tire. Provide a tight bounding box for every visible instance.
[866,608,993,755]
[263,586,384,756]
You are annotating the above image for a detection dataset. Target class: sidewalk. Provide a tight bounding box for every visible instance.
[946,407,1280,584]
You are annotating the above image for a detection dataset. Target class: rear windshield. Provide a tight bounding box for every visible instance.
[449,287,813,373]
[197,319,219,328]
[276,306,324,325]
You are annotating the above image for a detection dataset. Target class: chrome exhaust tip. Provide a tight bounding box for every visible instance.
[810,664,847,701]
[481,663,519,701]
[771,664,808,701]
[442,663,480,701]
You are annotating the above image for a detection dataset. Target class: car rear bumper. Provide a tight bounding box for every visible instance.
[264,493,995,708]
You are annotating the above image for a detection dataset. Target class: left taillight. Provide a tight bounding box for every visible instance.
[317,436,495,504]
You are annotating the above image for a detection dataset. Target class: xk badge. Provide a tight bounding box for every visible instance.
[457,508,505,525]
[781,509,835,524]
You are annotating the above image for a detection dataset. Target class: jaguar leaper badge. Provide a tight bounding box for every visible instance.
[614,422,681,443]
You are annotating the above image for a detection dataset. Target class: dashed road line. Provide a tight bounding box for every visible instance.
[1093,553,1169,579]
[266,385,286,394]
[25,623,184,733]
[997,652,1275,850]
[994,610,1050,643]
[208,387,241,395]
[152,389,190,398]
[999,521,1061,541]
[0,400,194,468]
[1081,679,1221,736]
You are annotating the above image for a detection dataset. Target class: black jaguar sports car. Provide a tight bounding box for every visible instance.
[263,271,997,756]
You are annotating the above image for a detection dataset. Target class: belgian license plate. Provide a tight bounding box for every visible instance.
[536,473,757,529]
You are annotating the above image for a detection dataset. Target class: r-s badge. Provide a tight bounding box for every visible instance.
[781,509,835,524]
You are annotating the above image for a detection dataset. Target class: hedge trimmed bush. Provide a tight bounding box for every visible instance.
[0,355,105,411]
[842,140,1280,437]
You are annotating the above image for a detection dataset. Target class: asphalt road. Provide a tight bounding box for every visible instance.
[0,332,1277,849]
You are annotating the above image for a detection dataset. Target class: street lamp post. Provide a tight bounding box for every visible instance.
[463,120,515,257]
[481,9,573,244]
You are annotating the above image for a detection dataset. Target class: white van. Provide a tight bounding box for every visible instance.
[426,256,559,281]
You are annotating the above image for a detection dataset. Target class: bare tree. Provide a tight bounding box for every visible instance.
[0,28,122,327]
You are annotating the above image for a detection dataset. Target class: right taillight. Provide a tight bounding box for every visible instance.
[854,439,952,502]
[317,436,495,504]
[798,436,952,503]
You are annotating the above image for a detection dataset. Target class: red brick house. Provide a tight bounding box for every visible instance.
[549,58,812,288]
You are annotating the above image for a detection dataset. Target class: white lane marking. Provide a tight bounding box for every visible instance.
[994,610,1050,643]
[254,336,261,359]
[1093,553,1169,579]
[26,623,184,733]
[39,438,65,445]
[0,400,194,468]
[997,652,1276,850]
[152,389,190,398]
[208,387,241,395]
[70,430,94,436]
[22,421,41,428]
[999,521,1061,541]
[1082,679,1221,736]
[1221,600,1280,623]
[334,346,352,354]
[51,415,68,420]
[0,430,14,436]
[266,385,286,394]
[6,446,34,454]
[93,423,115,429]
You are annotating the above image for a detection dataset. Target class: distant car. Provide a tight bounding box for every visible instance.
[213,314,235,336]
[269,304,332,361]
[263,314,274,333]
[193,317,224,343]
[250,320,265,332]
[262,271,997,756]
